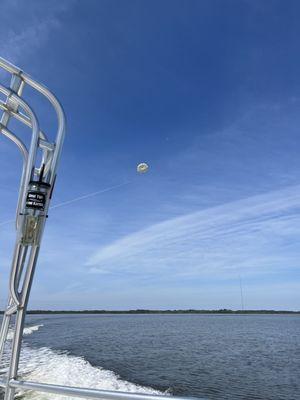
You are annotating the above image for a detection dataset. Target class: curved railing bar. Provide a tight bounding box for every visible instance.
[0,100,52,178]
[0,126,28,230]
[0,85,41,231]
[0,57,65,168]
[0,101,48,141]
[0,125,28,161]
[0,57,66,186]
[0,57,21,75]
[0,84,40,211]
[20,74,66,185]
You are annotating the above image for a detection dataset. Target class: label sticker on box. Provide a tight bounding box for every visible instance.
[26,191,46,211]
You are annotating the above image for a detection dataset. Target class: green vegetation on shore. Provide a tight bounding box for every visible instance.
[8,309,300,314]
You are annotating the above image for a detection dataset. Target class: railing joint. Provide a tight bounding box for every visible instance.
[38,138,55,151]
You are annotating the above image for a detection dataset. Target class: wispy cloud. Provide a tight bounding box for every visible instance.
[0,1,72,64]
[86,185,300,279]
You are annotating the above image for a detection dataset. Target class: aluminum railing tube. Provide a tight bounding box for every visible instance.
[8,380,203,400]
[0,57,66,400]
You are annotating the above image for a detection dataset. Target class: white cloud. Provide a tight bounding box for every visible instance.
[86,185,300,279]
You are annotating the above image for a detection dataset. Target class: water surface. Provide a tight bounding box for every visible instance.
[1,314,299,400]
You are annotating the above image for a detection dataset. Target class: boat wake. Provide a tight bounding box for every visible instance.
[6,324,44,340]
[1,325,162,400]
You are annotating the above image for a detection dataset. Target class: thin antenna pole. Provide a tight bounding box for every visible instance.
[239,275,245,311]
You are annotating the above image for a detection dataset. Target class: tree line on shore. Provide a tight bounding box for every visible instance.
[1,309,297,314]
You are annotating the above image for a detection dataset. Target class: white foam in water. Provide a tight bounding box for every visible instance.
[23,324,44,336]
[6,324,44,340]
[1,325,162,400]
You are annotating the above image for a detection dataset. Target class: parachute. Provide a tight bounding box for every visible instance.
[137,162,149,173]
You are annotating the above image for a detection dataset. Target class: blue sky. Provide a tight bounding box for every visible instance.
[0,0,299,310]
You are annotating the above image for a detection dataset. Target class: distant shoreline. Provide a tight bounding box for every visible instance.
[3,309,298,315]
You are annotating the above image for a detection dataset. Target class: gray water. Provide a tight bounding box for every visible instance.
[2,314,300,400]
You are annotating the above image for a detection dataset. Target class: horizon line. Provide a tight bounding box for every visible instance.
[7,309,300,314]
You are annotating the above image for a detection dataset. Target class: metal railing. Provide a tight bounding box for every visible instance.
[0,379,200,400]
[0,57,202,400]
[0,56,67,400]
